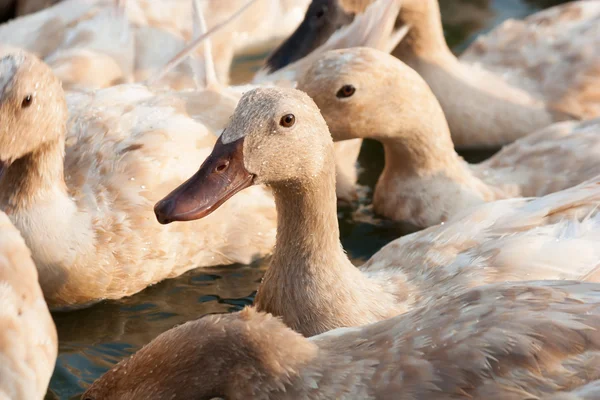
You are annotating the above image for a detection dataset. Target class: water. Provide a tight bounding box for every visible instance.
[47,1,571,398]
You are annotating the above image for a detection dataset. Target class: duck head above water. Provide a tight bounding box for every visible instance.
[154,87,332,224]
[0,52,67,178]
[297,47,452,150]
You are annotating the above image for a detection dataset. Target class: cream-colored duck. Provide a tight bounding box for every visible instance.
[297,47,600,228]
[151,0,403,202]
[84,281,600,399]
[265,0,599,149]
[0,51,277,309]
[0,210,57,400]
[155,87,600,337]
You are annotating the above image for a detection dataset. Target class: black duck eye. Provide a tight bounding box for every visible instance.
[21,95,33,108]
[336,85,356,98]
[280,114,296,128]
[315,6,327,19]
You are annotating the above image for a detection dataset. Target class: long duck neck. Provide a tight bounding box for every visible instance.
[0,137,67,213]
[378,99,468,179]
[255,144,394,336]
[393,1,454,63]
[271,161,344,272]
[371,93,495,227]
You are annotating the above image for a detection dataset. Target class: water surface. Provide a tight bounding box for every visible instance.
[47,1,570,398]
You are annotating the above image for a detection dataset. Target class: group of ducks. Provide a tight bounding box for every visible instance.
[0,0,600,398]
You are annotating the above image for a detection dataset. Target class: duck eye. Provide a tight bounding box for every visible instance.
[336,85,356,98]
[315,6,326,19]
[280,114,296,128]
[21,95,33,108]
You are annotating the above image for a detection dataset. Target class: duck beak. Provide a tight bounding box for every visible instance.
[264,1,354,72]
[154,136,254,224]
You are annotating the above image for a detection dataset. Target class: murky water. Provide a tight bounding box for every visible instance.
[47,1,571,398]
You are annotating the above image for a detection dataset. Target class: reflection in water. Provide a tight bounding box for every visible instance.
[47,1,571,398]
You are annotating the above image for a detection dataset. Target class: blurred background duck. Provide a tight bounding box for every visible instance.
[84,281,600,399]
[265,0,600,149]
[155,87,600,337]
[0,211,57,400]
[298,48,600,227]
[0,0,311,89]
[0,51,278,309]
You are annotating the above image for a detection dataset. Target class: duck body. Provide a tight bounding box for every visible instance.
[266,0,598,148]
[299,48,600,228]
[85,281,600,399]
[0,52,276,308]
[461,0,600,120]
[155,87,600,338]
[0,211,57,400]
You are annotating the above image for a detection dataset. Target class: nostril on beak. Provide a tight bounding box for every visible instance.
[214,160,229,173]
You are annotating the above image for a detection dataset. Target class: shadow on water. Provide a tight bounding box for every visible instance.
[47,0,572,398]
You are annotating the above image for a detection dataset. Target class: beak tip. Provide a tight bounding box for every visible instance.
[154,199,174,225]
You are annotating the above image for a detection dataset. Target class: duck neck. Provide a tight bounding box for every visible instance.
[394,1,453,61]
[255,147,387,336]
[270,156,348,273]
[0,137,67,212]
[378,109,467,179]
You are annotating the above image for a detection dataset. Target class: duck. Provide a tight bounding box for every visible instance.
[263,0,599,149]
[297,47,600,228]
[149,0,403,203]
[83,281,600,400]
[155,87,600,337]
[0,210,57,400]
[0,50,277,309]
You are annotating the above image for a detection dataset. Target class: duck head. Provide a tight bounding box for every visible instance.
[154,87,331,224]
[297,47,441,143]
[0,52,67,178]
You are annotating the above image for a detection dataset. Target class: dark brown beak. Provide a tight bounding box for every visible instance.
[154,136,254,224]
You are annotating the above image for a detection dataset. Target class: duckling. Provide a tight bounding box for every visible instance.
[297,47,600,228]
[0,51,276,309]
[0,210,57,400]
[84,281,600,400]
[265,0,598,148]
[155,87,600,337]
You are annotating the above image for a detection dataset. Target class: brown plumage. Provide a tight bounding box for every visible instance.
[84,281,600,399]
